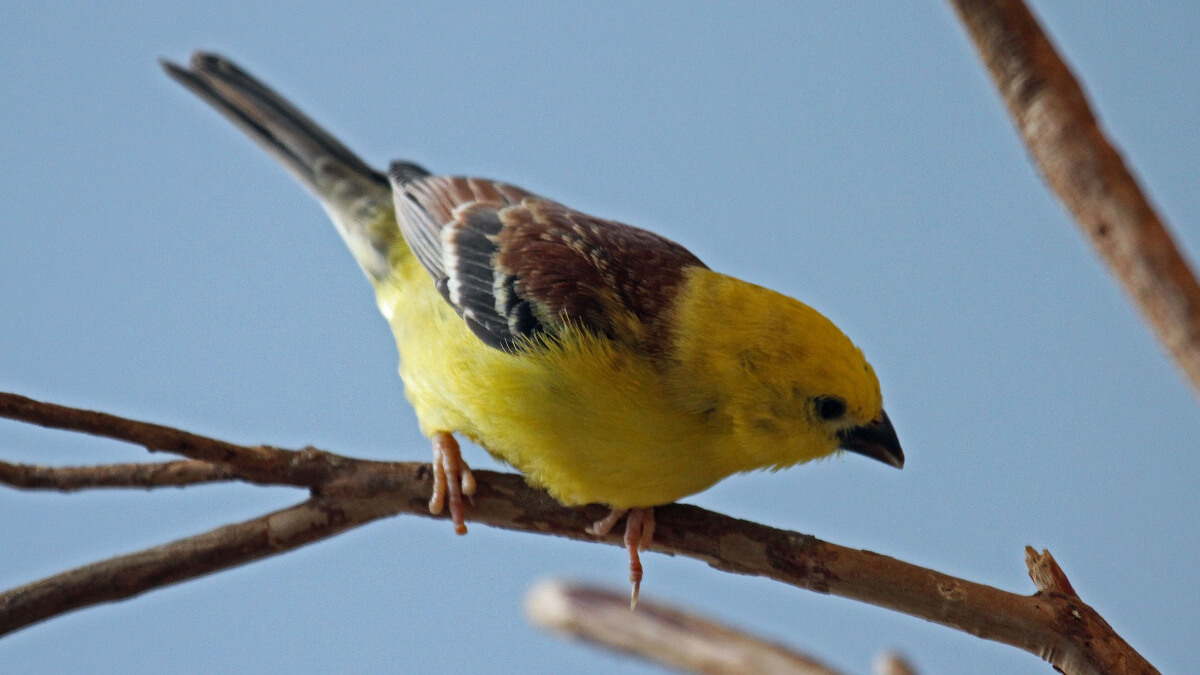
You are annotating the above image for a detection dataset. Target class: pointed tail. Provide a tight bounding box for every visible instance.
[162,52,428,282]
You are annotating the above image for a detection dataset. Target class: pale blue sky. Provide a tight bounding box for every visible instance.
[2,2,1199,673]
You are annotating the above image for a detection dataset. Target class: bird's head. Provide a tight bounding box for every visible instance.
[667,268,903,473]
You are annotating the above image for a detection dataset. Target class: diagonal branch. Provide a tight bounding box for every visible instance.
[947,0,1200,396]
[525,580,849,675]
[0,459,235,491]
[0,494,399,636]
[0,391,1158,673]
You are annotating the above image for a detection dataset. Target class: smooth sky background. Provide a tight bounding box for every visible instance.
[2,2,1198,673]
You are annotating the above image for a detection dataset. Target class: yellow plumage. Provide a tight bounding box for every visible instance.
[165,52,903,602]
[380,248,884,508]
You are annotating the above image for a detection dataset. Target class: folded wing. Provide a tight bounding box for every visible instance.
[389,166,707,354]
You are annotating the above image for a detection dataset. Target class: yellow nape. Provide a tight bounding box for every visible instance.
[666,267,883,472]
[375,247,882,510]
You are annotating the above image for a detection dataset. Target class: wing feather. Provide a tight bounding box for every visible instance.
[388,163,706,354]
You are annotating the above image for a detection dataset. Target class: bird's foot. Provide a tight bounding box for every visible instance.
[429,431,476,535]
[585,508,627,537]
[587,506,655,609]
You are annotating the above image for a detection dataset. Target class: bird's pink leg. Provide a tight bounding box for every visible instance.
[429,431,476,535]
[587,506,656,608]
[624,508,655,608]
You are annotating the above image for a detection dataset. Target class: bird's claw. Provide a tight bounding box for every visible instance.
[430,432,475,534]
[586,508,627,537]
[587,507,656,609]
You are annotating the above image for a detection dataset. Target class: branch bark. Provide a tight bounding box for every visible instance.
[0,391,1156,674]
[0,459,234,491]
[947,0,1200,396]
[525,580,849,675]
[0,495,399,636]
[0,392,351,487]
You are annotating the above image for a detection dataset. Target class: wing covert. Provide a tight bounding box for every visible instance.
[388,163,706,353]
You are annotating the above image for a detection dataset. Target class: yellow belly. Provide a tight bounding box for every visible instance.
[375,255,729,508]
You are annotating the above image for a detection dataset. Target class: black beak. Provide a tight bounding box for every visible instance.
[837,409,904,469]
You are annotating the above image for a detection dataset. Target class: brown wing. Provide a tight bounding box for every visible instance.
[388,163,707,353]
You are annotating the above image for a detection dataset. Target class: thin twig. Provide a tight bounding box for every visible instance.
[947,0,1200,396]
[526,580,847,675]
[0,459,234,491]
[0,391,355,486]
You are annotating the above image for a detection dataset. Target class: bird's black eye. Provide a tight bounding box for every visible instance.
[815,396,847,421]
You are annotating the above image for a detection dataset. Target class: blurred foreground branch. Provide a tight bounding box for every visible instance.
[948,0,1200,396]
[526,581,922,675]
[526,581,850,675]
[0,391,1155,674]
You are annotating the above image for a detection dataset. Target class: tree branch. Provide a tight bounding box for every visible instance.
[0,391,362,487]
[0,392,1155,673]
[947,0,1200,396]
[525,580,849,675]
[0,495,399,636]
[0,460,234,491]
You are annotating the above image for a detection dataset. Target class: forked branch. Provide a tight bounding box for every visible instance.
[0,392,1155,673]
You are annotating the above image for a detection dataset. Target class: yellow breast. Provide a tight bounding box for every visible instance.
[374,252,733,508]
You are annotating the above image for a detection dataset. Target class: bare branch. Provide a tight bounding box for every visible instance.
[947,0,1200,396]
[0,460,234,491]
[0,391,356,486]
[1018,548,1145,675]
[0,392,1158,673]
[526,580,847,675]
[0,495,399,636]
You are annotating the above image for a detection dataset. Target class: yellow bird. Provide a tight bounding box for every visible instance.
[164,53,903,603]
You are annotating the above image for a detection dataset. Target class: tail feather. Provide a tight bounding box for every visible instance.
[162,52,428,282]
